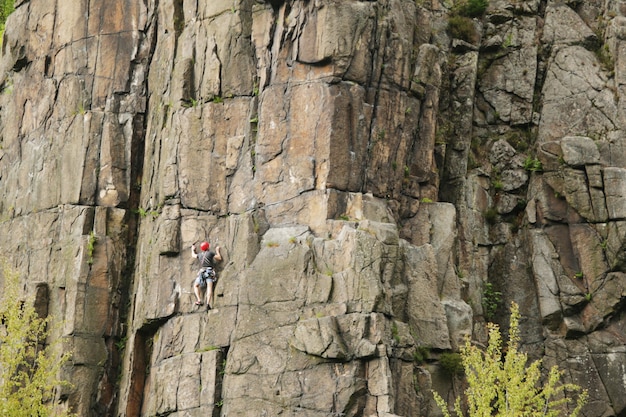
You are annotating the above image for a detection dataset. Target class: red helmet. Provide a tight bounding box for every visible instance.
[200,241,210,251]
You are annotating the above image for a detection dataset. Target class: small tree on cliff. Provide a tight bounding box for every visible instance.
[0,261,74,417]
[433,302,587,417]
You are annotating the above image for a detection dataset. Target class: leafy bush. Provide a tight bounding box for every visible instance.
[482,282,501,320]
[0,0,13,38]
[413,346,430,364]
[448,15,478,44]
[440,352,464,376]
[0,261,74,417]
[433,302,587,417]
[454,0,489,18]
[0,0,12,22]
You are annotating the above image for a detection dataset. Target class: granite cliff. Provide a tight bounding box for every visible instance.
[0,0,625,416]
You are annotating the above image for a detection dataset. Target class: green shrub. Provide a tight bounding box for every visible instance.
[0,0,13,41]
[391,322,400,344]
[482,282,501,321]
[595,44,614,73]
[483,207,498,225]
[454,0,489,17]
[0,261,75,416]
[433,302,587,417]
[448,15,478,44]
[413,346,430,364]
[440,352,464,375]
[0,0,13,23]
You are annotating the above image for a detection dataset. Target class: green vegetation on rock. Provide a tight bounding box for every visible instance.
[523,155,543,172]
[454,0,489,18]
[447,0,488,44]
[482,281,501,320]
[0,0,14,41]
[0,261,74,417]
[433,302,587,417]
[448,15,478,44]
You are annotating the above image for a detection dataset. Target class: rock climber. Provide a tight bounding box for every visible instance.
[191,241,222,309]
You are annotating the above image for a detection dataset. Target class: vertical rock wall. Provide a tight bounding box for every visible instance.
[0,0,150,414]
[0,0,625,416]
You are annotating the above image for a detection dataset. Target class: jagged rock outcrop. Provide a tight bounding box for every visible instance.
[1,0,626,416]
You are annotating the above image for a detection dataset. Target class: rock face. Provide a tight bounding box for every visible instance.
[0,0,626,416]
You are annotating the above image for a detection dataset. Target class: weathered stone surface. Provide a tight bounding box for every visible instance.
[544,336,626,416]
[479,18,537,125]
[536,136,611,222]
[3,0,626,416]
[495,192,523,214]
[604,167,626,219]
[606,221,626,271]
[561,136,601,166]
[587,329,626,415]
[590,272,626,318]
[538,46,616,143]
[439,49,478,204]
[405,243,451,350]
[489,139,520,169]
[542,3,599,47]
[530,230,563,329]
[142,349,221,416]
[298,1,375,75]
[291,313,378,360]
[570,223,608,288]
[441,299,473,350]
